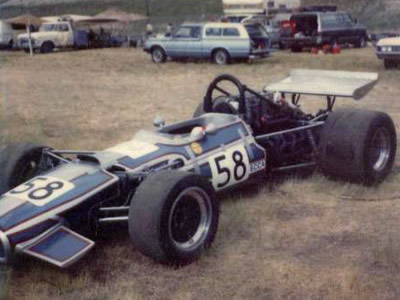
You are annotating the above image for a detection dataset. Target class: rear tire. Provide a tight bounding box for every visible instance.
[291,45,303,53]
[213,49,230,65]
[129,170,218,266]
[318,109,397,185]
[0,144,48,194]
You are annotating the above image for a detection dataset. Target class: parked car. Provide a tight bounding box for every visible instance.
[18,21,88,53]
[376,37,400,69]
[280,11,368,52]
[144,22,271,64]
[0,69,396,268]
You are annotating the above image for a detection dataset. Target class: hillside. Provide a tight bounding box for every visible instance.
[0,0,222,19]
[0,0,399,30]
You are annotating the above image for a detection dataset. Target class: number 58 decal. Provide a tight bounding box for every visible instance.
[7,177,74,207]
[209,145,250,190]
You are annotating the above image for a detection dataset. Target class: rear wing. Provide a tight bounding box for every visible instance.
[264,69,379,100]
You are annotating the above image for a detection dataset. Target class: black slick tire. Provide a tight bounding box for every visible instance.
[318,109,397,185]
[0,144,47,194]
[129,170,218,266]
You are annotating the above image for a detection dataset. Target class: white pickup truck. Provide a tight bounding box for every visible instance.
[18,21,87,53]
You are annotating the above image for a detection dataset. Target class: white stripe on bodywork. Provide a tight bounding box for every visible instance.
[0,196,26,218]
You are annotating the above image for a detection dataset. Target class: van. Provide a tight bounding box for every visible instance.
[281,11,368,52]
[0,21,27,49]
[0,21,14,49]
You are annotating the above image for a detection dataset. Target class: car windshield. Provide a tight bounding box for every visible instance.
[174,26,201,38]
[39,24,57,32]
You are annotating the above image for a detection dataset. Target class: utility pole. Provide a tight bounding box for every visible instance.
[21,0,33,56]
[145,0,152,16]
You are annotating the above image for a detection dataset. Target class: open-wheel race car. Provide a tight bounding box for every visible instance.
[0,69,397,268]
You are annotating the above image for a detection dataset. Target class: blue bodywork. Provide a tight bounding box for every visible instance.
[0,113,267,267]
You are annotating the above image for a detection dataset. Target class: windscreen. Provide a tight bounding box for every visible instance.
[39,24,57,32]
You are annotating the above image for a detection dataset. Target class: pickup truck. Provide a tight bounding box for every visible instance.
[144,22,271,64]
[18,21,88,53]
[376,36,400,69]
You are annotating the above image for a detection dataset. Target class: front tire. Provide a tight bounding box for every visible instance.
[151,47,166,63]
[0,144,48,194]
[129,170,219,266]
[40,42,54,53]
[318,109,397,185]
[384,59,396,69]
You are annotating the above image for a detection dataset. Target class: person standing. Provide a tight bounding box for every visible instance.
[166,22,173,37]
[146,20,153,38]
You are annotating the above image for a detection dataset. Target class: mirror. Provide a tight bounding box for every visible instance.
[153,116,165,128]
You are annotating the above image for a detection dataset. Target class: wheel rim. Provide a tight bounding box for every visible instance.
[369,127,391,172]
[215,51,227,64]
[153,49,163,62]
[169,187,212,252]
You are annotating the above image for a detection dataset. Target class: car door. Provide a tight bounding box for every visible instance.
[341,13,358,43]
[164,26,192,57]
[58,23,74,46]
[184,26,203,58]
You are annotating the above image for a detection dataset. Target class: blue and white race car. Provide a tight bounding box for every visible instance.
[0,70,397,268]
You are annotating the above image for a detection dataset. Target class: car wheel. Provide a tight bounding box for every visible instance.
[151,47,166,63]
[213,49,230,65]
[0,144,48,194]
[384,59,395,69]
[129,170,218,266]
[291,45,303,53]
[40,42,54,54]
[278,41,287,50]
[8,40,13,49]
[318,109,397,185]
[23,48,31,54]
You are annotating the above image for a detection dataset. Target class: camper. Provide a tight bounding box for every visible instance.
[0,21,25,49]
[223,0,300,18]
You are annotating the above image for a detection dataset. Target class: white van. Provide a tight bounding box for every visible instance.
[0,21,25,49]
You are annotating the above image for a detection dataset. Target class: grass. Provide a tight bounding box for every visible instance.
[0,46,400,299]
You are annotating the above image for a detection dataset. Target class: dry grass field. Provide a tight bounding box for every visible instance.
[0,46,400,300]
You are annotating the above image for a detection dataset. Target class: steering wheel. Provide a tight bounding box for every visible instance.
[203,74,246,115]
